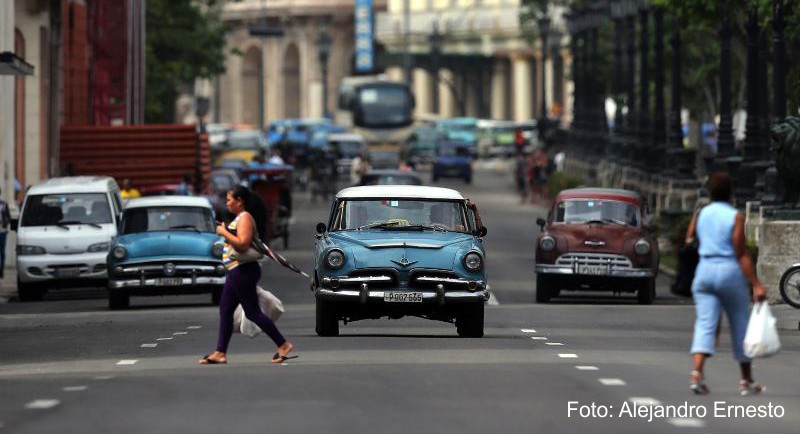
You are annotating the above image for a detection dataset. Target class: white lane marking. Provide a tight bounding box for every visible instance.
[599,378,626,386]
[545,342,564,346]
[520,329,537,333]
[25,400,60,410]
[487,291,499,306]
[156,337,173,341]
[575,366,599,371]
[668,418,706,428]
[628,397,662,406]
[187,326,202,330]
[530,336,548,340]
[141,343,158,348]
[93,376,115,380]
[63,386,88,392]
[173,332,188,335]
[116,360,138,365]
[558,354,578,358]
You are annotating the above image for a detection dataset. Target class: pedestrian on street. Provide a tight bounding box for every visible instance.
[0,188,11,279]
[514,150,527,203]
[685,171,767,396]
[199,185,295,365]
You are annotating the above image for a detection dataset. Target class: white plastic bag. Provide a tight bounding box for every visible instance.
[232,286,285,338]
[743,302,781,358]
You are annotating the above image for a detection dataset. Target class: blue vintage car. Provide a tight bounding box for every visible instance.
[313,185,489,337]
[107,196,226,309]
[432,140,473,183]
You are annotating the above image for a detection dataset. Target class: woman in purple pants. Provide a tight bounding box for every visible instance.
[199,186,295,364]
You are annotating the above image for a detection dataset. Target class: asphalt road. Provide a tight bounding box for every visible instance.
[1,164,799,434]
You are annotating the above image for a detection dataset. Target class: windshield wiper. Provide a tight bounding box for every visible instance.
[404,224,448,232]
[169,225,201,233]
[357,221,401,230]
[56,220,103,229]
[586,218,627,226]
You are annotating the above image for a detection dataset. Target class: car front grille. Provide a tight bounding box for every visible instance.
[115,261,222,277]
[555,253,633,269]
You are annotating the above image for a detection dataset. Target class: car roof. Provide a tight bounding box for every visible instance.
[364,170,420,177]
[124,196,213,209]
[337,185,464,200]
[556,188,643,204]
[27,176,118,195]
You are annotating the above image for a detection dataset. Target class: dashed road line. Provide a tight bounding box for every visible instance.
[558,353,578,358]
[93,376,114,380]
[530,336,548,340]
[628,397,662,406]
[545,342,564,346]
[520,329,537,333]
[668,418,706,428]
[25,400,60,410]
[172,332,188,336]
[63,386,88,392]
[156,337,173,341]
[575,366,599,371]
[116,360,138,366]
[187,326,202,329]
[487,291,499,306]
[141,343,158,348]
[598,378,626,386]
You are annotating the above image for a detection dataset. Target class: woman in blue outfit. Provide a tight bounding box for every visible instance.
[199,186,295,364]
[685,172,766,395]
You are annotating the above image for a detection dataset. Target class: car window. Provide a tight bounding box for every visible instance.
[554,199,639,226]
[121,206,214,234]
[21,193,113,226]
[333,200,468,232]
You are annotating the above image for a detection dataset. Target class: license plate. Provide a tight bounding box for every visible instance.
[383,292,423,303]
[55,267,80,278]
[577,264,607,275]
[154,277,183,286]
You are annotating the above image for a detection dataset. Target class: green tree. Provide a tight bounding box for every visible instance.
[145,0,227,123]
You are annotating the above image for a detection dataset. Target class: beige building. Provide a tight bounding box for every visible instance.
[378,0,570,123]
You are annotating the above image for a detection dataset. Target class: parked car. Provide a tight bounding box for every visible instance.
[14,176,123,301]
[534,188,659,304]
[359,170,423,186]
[313,185,489,337]
[326,133,367,177]
[106,196,226,309]
[477,120,517,158]
[405,125,439,167]
[432,140,473,183]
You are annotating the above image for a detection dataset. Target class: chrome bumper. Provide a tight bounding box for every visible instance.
[535,264,654,278]
[316,288,489,304]
[109,276,226,289]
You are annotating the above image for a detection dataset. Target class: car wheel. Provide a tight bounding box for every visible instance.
[456,304,484,338]
[211,287,223,305]
[535,274,553,303]
[637,278,656,305]
[108,290,130,310]
[17,281,44,302]
[315,299,339,337]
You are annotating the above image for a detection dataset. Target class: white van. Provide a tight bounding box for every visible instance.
[14,176,122,301]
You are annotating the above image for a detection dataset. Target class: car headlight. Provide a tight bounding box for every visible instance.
[16,245,46,255]
[634,239,651,255]
[539,235,556,252]
[211,242,225,258]
[112,245,127,259]
[463,251,483,272]
[326,249,345,269]
[87,242,110,253]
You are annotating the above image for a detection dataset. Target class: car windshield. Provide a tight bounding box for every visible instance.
[121,206,214,234]
[554,199,640,226]
[332,199,469,232]
[227,131,266,149]
[357,85,412,127]
[21,193,112,227]
[334,141,363,156]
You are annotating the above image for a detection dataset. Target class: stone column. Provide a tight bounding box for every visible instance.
[413,67,433,116]
[490,59,508,120]
[511,53,533,122]
[0,0,15,207]
[385,66,404,82]
[439,68,456,118]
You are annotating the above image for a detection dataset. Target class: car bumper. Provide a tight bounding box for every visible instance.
[317,275,489,305]
[109,276,226,290]
[17,252,109,283]
[535,264,654,278]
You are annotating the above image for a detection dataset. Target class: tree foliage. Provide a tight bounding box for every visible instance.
[145,0,227,123]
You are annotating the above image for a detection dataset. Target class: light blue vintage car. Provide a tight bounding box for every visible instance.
[313,185,489,337]
[107,196,226,310]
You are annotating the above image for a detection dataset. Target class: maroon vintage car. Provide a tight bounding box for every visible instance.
[534,188,659,304]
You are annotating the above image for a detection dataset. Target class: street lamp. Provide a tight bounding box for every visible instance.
[317,18,333,119]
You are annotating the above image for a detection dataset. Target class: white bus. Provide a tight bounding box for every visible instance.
[335,75,415,146]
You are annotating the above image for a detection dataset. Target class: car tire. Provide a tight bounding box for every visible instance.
[456,304,484,338]
[211,287,223,306]
[17,281,44,302]
[637,278,656,305]
[108,290,130,310]
[315,299,339,337]
[535,274,553,303]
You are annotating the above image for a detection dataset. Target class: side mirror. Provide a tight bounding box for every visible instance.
[10,218,18,231]
[536,217,546,231]
[473,226,487,237]
[316,222,327,234]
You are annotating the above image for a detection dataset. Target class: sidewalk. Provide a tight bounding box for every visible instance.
[0,267,17,303]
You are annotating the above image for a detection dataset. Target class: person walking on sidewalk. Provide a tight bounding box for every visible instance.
[199,186,295,364]
[685,171,767,396]
[0,188,11,279]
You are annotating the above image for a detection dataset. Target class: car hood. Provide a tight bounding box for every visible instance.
[18,224,116,254]
[114,231,221,260]
[547,223,645,253]
[329,231,479,270]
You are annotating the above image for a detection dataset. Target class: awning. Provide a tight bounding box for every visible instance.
[0,51,34,75]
